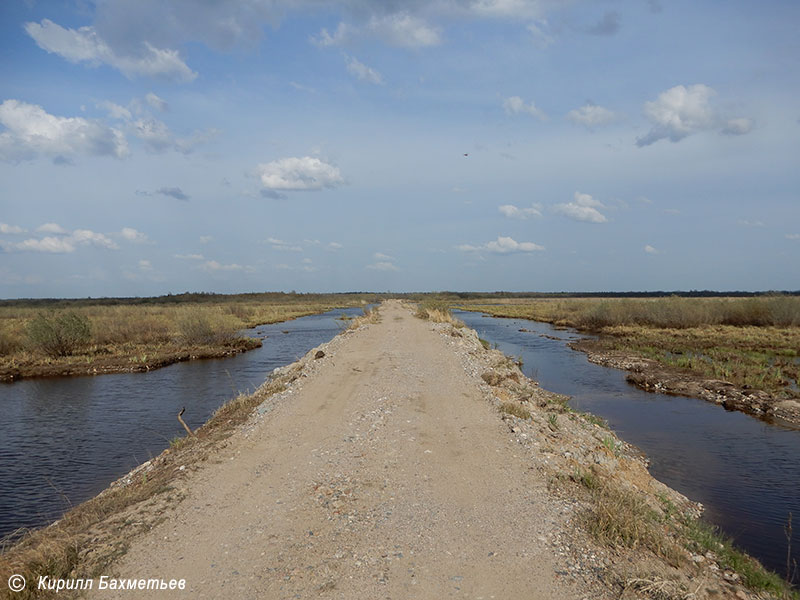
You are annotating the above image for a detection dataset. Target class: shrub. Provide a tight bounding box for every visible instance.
[0,326,22,356]
[176,308,239,345]
[26,312,91,357]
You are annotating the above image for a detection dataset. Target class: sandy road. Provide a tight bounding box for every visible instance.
[89,301,586,599]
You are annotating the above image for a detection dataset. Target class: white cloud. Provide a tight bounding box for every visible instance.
[13,236,76,253]
[315,13,440,48]
[527,20,554,48]
[367,13,441,47]
[466,0,547,19]
[200,260,245,272]
[257,156,344,192]
[738,219,765,227]
[24,19,196,82]
[366,261,398,271]
[554,192,608,223]
[637,84,716,146]
[145,92,169,112]
[503,96,546,120]
[199,235,213,244]
[644,244,659,254]
[636,84,753,147]
[8,228,118,253]
[0,223,25,234]
[722,117,754,136]
[346,56,384,85]
[0,99,128,162]
[458,236,544,254]
[313,22,354,47]
[786,234,800,240]
[36,223,67,234]
[374,252,394,261]
[567,103,617,129]
[71,229,119,249]
[120,227,148,243]
[131,117,173,152]
[327,242,343,250]
[174,253,204,260]
[138,259,153,271]
[267,237,303,252]
[97,100,132,120]
[498,204,542,219]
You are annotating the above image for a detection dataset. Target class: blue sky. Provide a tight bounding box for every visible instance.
[1,0,798,297]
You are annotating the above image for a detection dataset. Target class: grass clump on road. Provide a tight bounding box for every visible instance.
[414,299,464,327]
[499,402,531,420]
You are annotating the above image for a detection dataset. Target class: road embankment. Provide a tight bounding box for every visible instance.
[1,301,794,600]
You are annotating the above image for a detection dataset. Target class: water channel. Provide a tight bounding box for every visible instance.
[455,309,799,581]
[0,307,365,539]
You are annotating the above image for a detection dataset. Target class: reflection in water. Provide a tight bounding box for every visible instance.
[0,307,364,538]
[455,310,800,580]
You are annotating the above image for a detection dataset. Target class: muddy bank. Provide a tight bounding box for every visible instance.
[0,338,261,383]
[570,338,800,428]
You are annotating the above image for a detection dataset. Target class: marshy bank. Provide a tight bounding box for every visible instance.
[456,296,800,426]
[0,293,377,382]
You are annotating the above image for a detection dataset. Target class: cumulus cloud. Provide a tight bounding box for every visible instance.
[722,117,754,136]
[316,14,440,48]
[366,261,398,271]
[374,252,394,261]
[36,223,67,234]
[503,96,546,120]
[257,156,344,192]
[24,19,196,82]
[498,204,542,219]
[554,192,608,223]
[120,227,148,243]
[7,228,119,253]
[0,223,25,234]
[637,84,753,146]
[786,234,800,241]
[346,56,384,84]
[138,259,153,271]
[327,242,343,250]
[458,236,544,254]
[0,99,128,162]
[644,245,659,254]
[567,103,617,129]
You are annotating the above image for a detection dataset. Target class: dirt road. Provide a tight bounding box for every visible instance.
[89,301,593,599]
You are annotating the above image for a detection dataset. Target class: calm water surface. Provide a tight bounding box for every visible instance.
[455,310,800,580]
[0,307,364,539]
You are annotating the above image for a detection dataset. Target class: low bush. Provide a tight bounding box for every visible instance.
[25,312,91,357]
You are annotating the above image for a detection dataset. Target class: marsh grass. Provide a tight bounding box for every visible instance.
[414,299,465,327]
[573,467,800,598]
[0,293,376,378]
[459,296,800,398]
